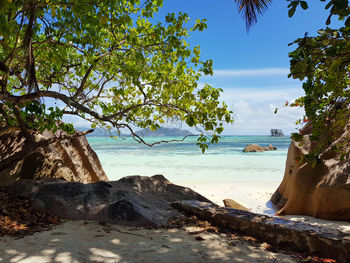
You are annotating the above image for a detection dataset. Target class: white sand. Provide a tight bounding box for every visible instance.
[0,221,299,263]
[185,181,278,214]
[188,182,350,263]
[1,182,348,263]
[186,181,350,236]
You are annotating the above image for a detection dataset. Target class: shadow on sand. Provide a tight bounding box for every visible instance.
[0,221,298,263]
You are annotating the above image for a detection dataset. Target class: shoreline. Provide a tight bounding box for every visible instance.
[179,180,350,236]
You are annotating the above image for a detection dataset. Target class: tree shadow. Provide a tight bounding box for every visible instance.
[0,221,298,263]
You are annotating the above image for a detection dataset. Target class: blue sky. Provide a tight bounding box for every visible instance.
[152,0,341,135]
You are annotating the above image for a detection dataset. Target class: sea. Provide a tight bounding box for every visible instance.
[88,135,291,214]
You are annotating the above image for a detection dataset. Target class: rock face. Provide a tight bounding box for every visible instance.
[223,199,250,211]
[243,144,277,152]
[12,175,212,226]
[271,129,350,221]
[172,200,350,263]
[0,130,108,185]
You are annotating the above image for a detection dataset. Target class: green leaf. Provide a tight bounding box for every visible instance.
[345,16,350,27]
[300,1,308,10]
[288,7,296,17]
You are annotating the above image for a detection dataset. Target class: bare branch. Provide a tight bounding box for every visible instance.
[73,47,118,100]
[121,123,195,146]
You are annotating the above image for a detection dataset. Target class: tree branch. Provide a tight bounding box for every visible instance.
[72,47,117,100]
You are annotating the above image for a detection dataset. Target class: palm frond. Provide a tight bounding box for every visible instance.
[234,0,272,30]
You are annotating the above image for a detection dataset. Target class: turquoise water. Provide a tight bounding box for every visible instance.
[88,136,291,185]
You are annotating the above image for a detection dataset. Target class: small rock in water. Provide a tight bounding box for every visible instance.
[243,144,277,152]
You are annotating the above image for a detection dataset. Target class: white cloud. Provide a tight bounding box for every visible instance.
[219,86,305,135]
[214,68,289,77]
[219,86,302,102]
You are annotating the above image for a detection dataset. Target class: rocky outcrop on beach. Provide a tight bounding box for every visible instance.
[243,144,277,152]
[172,200,350,262]
[271,127,350,221]
[0,130,108,185]
[223,199,250,211]
[11,175,212,226]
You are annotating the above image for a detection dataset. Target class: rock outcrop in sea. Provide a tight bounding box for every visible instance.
[271,125,350,221]
[0,130,108,185]
[243,144,277,152]
[270,129,284,137]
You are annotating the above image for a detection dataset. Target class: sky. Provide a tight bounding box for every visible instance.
[64,1,341,135]
[150,0,342,135]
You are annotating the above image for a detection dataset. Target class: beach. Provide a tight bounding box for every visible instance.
[0,221,299,263]
[89,134,350,234]
[1,135,349,263]
[89,135,289,214]
[185,181,277,214]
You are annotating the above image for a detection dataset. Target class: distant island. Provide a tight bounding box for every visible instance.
[270,129,284,137]
[76,127,119,137]
[76,127,194,137]
[135,127,194,137]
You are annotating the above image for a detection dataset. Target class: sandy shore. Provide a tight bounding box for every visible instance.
[185,181,278,214]
[1,181,348,263]
[0,221,299,263]
[185,181,350,236]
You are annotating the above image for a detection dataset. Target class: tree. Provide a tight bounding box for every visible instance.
[235,0,350,162]
[286,0,350,162]
[0,0,233,166]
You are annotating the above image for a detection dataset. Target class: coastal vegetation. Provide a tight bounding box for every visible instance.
[288,1,350,163]
[0,0,233,171]
[0,1,349,262]
[1,0,348,163]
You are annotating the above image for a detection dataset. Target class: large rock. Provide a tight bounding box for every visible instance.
[172,200,350,263]
[0,130,108,185]
[12,175,212,226]
[271,128,350,221]
[243,144,277,152]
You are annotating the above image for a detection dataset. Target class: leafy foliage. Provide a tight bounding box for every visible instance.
[287,0,350,25]
[0,0,233,153]
[287,0,350,161]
